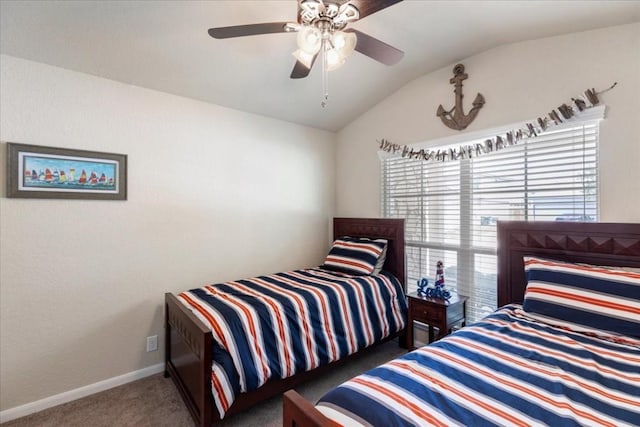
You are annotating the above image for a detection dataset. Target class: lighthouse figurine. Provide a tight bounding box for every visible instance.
[426,260,450,300]
[417,261,451,299]
[435,261,445,289]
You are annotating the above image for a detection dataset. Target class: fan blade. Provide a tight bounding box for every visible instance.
[290,55,318,79]
[208,22,291,39]
[347,0,403,20]
[345,28,403,65]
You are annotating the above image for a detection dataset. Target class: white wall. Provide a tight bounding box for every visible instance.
[336,23,640,221]
[0,55,335,412]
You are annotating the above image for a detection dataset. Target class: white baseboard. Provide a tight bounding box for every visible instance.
[0,363,165,423]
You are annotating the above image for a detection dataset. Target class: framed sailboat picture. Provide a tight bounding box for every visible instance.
[6,143,127,200]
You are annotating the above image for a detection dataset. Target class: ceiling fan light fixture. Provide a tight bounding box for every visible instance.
[208,0,405,108]
[297,25,322,54]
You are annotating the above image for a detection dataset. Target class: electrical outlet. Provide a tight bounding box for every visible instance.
[146,335,158,352]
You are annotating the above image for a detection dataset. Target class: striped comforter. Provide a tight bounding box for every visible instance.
[317,305,640,427]
[177,268,407,418]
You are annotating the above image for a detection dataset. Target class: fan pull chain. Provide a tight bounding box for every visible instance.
[321,39,329,108]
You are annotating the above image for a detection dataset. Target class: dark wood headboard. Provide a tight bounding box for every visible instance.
[333,217,406,291]
[497,220,640,307]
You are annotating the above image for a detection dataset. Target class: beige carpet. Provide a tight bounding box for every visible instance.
[3,339,406,427]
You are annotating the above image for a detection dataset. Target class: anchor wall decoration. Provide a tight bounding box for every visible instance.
[437,64,485,131]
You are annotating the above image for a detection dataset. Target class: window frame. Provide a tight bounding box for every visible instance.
[381,107,604,322]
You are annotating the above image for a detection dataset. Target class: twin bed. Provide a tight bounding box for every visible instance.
[284,220,640,426]
[165,218,640,426]
[164,217,407,426]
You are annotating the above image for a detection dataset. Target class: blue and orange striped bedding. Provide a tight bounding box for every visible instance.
[177,268,407,418]
[523,257,640,338]
[317,305,640,427]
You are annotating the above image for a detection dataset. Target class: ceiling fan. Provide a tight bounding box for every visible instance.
[208,0,404,106]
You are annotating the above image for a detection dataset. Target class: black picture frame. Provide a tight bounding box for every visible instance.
[6,142,127,200]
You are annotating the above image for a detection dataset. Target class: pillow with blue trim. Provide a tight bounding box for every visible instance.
[523,256,640,338]
[322,237,387,276]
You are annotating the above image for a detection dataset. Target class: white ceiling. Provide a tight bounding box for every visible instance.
[1,0,639,132]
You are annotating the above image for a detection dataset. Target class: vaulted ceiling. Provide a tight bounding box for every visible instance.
[1,1,638,131]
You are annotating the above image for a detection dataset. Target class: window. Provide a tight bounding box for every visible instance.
[381,119,599,323]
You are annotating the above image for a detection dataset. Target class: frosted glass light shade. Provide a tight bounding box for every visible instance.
[332,31,356,58]
[326,48,346,71]
[297,26,322,54]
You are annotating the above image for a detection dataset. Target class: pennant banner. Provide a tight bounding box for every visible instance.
[378,83,617,162]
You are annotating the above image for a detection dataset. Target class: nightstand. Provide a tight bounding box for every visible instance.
[407,292,468,350]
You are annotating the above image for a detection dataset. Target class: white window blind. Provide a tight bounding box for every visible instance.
[381,121,599,323]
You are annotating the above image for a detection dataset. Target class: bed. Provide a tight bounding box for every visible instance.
[283,220,640,427]
[164,217,407,426]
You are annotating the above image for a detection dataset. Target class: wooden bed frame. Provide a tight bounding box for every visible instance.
[164,217,406,426]
[283,220,640,427]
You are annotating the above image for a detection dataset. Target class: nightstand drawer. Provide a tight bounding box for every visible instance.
[412,305,443,324]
